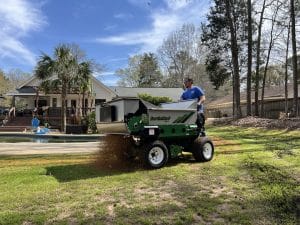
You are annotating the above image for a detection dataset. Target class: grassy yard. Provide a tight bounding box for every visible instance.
[0,126,299,225]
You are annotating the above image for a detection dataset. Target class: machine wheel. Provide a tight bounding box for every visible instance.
[192,137,214,162]
[143,140,169,169]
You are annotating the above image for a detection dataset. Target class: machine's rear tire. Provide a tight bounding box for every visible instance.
[143,140,169,169]
[192,137,214,162]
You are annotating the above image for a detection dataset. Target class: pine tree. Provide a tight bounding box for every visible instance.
[138,53,162,87]
[201,0,247,118]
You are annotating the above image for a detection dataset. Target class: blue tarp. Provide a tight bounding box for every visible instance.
[36,127,49,134]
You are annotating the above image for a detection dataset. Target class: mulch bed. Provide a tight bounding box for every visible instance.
[210,116,300,130]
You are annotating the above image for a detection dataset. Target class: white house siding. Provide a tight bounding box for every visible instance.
[92,80,116,102]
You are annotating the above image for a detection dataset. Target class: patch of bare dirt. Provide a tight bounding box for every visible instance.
[210,116,300,130]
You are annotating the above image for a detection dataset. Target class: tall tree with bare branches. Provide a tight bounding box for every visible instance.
[290,0,299,116]
[247,0,252,116]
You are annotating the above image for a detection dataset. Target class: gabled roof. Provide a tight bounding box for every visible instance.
[16,86,36,93]
[91,76,116,96]
[17,76,39,89]
[109,86,183,101]
[10,75,116,96]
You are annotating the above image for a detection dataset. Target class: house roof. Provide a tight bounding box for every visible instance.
[91,76,116,96]
[208,83,300,107]
[109,87,183,101]
[16,86,36,93]
[7,75,116,97]
[17,76,37,89]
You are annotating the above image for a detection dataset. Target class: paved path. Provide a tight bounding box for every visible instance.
[0,142,101,155]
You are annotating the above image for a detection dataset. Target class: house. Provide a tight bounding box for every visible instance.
[6,75,116,128]
[6,75,183,127]
[7,75,116,110]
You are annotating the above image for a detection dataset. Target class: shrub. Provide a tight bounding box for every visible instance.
[86,111,98,133]
[138,93,172,106]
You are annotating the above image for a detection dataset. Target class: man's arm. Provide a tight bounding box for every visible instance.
[198,95,205,105]
[196,87,205,105]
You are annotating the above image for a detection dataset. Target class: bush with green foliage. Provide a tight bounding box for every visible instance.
[138,93,172,105]
[86,111,97,133]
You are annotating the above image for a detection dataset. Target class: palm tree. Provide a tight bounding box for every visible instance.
[76,61,93,117]
[35,44,79,133]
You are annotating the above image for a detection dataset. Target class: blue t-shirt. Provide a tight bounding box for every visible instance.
[181,86,205,112]
[31,117,40,128]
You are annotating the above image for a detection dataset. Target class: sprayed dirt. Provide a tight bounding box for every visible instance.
[94,134,142,171]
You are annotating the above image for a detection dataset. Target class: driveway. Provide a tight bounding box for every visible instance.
[0,142,100,155]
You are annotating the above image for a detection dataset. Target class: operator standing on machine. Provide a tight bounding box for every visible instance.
[180,77,206,132]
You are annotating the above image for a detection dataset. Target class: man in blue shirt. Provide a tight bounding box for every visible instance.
[181,77,206,132]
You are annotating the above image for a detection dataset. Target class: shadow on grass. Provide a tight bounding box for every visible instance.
[45,155,201,183]
[241,158,300,223]
[45,163,143,182]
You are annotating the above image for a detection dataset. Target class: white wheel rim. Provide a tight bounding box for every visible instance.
[203,142,213,159]
[148,147,164,165]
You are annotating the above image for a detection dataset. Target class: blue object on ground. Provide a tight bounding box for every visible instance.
[36,127,49,135]
[31,117,40,128]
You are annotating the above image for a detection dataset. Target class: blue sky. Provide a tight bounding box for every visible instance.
[0,0,210,86]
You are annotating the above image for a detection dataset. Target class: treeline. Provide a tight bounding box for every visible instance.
[0,69,31,107]
[116,0,299,118]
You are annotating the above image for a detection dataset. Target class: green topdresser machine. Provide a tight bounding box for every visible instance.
[97,97,214,169]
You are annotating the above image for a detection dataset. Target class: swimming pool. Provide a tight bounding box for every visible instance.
[0,133,103,143]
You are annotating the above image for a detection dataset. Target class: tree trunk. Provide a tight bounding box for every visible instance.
[225,0,241,119]
[290,0,299,116]
[78,94,82,118]
[61,84,67,133]
[285,22,291,114]
[247,0,252,116]
[255,0,267,116]
[82,91,85,117]
[35,87,39,108]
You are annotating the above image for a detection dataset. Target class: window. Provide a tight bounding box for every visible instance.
[95,99,105,105]
[52,98,57,107]
[71,100,76,107]
[35,100,47,107]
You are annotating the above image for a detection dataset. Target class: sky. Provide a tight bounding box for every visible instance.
[0,0,210,86]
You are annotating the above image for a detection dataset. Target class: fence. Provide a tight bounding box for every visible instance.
[206,98,300,119]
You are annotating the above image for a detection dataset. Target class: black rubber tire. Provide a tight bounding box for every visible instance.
[143,140,169,169]
[192,137,214,162]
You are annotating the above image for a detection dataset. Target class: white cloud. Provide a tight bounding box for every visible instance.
[114,13,133,20]
[95,0,210,53]
[0,33,36,65]
[105,57,128,63]
[164,0,190,10]
[0,0,46,65]
[96,74,120,86]
[97,71,115,76]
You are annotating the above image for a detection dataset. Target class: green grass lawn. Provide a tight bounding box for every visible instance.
[0,126,299,225]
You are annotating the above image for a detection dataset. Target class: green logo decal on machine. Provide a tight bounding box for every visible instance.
[150,116,171,121]
[173,112,194,123]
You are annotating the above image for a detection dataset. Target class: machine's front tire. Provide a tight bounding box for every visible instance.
[192,137,214,162]
[143,140,169,169]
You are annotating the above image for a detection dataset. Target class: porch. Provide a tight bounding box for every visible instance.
[1,106,95,133]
